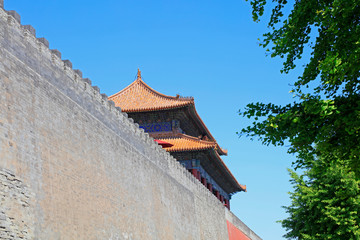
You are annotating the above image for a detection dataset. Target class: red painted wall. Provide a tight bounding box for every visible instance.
[227,220,250,240]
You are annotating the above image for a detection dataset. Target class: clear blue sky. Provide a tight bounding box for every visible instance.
[6,1,303,239]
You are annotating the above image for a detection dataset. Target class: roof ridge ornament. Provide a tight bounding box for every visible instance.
[137,68,142,80]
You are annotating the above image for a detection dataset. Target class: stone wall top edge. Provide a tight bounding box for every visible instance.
[168,154,225,209]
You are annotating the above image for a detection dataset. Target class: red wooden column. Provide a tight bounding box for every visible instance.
[197,171,201,181]
[191,169,198,179]
[207,183,213,192]
[201,177,207,186]
[215,190,220,200]
[220,195,224,203]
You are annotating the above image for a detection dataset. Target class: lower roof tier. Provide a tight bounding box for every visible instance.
[155,134,246,194]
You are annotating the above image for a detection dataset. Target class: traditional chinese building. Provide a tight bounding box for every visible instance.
[109,70,246,209]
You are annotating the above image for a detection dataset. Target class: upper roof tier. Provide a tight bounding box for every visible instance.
[108,70,194,113]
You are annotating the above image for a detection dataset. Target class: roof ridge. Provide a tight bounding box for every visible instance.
[137,78,194,102]
[179,134,217,145]
[161,133,217,145]
[109,70,194,104]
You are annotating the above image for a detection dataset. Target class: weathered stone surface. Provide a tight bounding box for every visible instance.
[92,85,100,92]
[50,49,61,58]
[7,10,20,23]
[82,78,91,85]
[109,100,115,107]
[0,5,261,240]
[37,37,49,47]
[101,93,108,100]
[74,69,82,78]
[63,59,72,68]
[23,25,35,36]
[0,169,34,240]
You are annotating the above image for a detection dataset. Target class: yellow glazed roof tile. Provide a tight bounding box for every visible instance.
[157,134,217,152]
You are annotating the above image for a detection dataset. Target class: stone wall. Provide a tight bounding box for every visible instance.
[0,4,261,240]
[0,168,34,239]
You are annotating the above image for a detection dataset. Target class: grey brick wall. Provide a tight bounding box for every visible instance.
[0,5,261,240]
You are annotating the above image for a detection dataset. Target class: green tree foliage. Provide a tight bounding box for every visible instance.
[282,160,360,239]
[241,0,360,238]
[241,95,360,176]
[249,0,360,97]
[240,0,360,169]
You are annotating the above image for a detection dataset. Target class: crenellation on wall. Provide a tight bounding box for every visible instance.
[168,154,226,211]
[22,24,35,36]
[82,80,93,96]
[62,59,72,69]
[82,77,91,85]
[160,151,167,162]
[92,85,100,93]
[37,37,49,48]
[74,69,82,78]
[101,93,108,101]
[108,102,117,115]
[118,111,127,122]
[6,10,20,23]
[50,49,61,59]
[93,89,103,104]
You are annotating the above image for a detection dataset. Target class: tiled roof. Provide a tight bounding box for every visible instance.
[157,134,217,152]
[108,70,194,112]
[109,70,227,156]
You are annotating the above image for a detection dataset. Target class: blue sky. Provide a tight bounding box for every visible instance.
[5,1,304,239]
